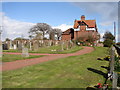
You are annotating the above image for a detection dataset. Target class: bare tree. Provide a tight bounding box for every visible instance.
[49,29,55,40]
[29,23,52,38]
[34,33,43,40]
[29,35,33,40]
[49,28,62,40]
[54,28,62,40]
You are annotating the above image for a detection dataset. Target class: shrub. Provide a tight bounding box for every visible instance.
[115,56,120,72]
[116,42,120,46]
[103,39,114,47]
[103,31,115,47]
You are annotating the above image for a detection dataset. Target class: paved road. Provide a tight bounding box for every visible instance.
[1,46,94,71]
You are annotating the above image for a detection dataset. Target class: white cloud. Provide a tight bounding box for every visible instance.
[0,12,4,26]
[99,21,113,26]
[1,12,35,40]
[1,12,73,40]
[72,2,118,22]
[52,24,73,31]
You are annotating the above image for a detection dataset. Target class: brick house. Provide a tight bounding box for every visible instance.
[62,15,100,45]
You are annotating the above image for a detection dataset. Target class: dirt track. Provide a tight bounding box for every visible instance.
[2,46,94,71]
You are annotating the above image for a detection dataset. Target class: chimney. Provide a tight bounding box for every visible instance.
[81,15,85,20]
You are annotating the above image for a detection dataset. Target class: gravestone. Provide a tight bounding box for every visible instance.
[9,40,13,49]
[29,41,32,50]
[49,40,52,46]
[60,41,64,51]
[2,44,8,50]
[55,41,58,46]
[33,41,39,51]
[65,41,69,50]
[0,41,2,58]
[18,43,22,50]
[40,40,44,47]
[13,44,17,49]
[22,48,29,57]
[69,40,73,48]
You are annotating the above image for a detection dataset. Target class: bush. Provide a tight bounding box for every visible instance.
[103,39,114,47]
[116,42,120,46]
[115,56,120,72]
[118,74,120,87]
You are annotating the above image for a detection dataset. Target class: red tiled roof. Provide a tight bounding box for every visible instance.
[74,20,96,29]
[62,29,71,35]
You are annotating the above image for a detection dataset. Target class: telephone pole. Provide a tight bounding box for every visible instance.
[114,22,116,43]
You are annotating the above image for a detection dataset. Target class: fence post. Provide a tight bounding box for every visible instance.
[112,71,118,89]
[109,46,115,76]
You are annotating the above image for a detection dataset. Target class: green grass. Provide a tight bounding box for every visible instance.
[2,47,109,88]
[2,54,45,62]
[3,45,83,54]
[3,49,21,53]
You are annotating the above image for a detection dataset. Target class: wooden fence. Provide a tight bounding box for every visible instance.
[109,45,120,89]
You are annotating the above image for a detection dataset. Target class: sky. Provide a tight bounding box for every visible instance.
[0,1,119,42]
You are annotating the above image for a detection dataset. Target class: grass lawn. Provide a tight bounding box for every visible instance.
[2,54,45,62]
[3,49,21,53]
[2,47,109,88]
[3,45,83,54]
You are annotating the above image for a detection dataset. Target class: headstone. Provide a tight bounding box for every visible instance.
[49,40,52,46]
[41,40,44,47]
[55,41,58,46]
[33,41,39,51]
[39,40,41,47]
[13,44,17,49]
[29,41,32,50]
[0,41,2,58]
[18,43,22,50]
[66,41,69,50]
[22,48,29,57]
[61,41,64,51]
[2,44,8,50]
[69,40,73,48]
[9,40,13,49]
[6,41,10,49]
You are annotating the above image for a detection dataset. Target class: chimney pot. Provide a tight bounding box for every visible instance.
[81,15,85,20]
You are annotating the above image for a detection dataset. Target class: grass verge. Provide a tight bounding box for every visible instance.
[2,47,109,88]
[3,45,83,54]
[2,54,45,62]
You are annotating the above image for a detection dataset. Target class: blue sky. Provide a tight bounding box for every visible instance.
[2,2,92,25]
[1,2,118,41]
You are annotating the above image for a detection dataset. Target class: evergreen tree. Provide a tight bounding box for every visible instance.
[103,31,115,47]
